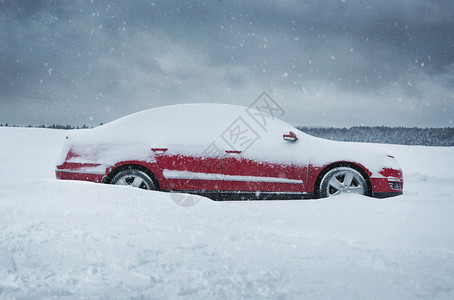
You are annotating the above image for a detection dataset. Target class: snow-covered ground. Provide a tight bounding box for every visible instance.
[1,127,454,299]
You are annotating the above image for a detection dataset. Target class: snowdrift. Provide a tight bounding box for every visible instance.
[1,127,454,299]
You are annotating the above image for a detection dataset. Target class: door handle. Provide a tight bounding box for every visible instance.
[151,148,168,152]
[225,150,242,154]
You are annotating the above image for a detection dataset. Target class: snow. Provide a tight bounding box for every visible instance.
[67,104,257,147]
[305,136,402,175]
[67,143,156,165]
[1,127,454,299]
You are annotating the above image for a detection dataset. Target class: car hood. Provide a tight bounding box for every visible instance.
[304,135,401,177]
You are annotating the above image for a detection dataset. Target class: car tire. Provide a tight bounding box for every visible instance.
[319,167,367,198]
[111,168,156,190]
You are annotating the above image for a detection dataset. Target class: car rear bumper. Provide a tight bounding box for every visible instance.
[56,162,107,183]
[56,169,105,183]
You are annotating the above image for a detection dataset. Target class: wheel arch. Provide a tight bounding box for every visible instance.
[313,161,372,198]
[103,163,160,190]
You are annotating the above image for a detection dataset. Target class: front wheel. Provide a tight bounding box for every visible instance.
[111,168,156,190]
[319,167,368,198]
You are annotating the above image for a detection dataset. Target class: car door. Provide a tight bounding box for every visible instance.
[222,135,307,196]
[153,146,224,192]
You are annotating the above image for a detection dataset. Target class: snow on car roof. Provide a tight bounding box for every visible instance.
[70,103,297,148]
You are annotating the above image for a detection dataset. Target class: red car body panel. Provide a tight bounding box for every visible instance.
[57,153,308,194]
[56,150,403,199]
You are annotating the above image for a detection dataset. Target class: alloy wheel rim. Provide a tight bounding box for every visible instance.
[326,169,366,196]
[114,174,151,190]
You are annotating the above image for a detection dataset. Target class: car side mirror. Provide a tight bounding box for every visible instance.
[283,131,298,142]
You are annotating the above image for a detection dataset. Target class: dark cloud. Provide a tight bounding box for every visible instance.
[0,0,453,127]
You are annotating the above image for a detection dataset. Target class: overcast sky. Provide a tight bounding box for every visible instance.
[1,0,453,127]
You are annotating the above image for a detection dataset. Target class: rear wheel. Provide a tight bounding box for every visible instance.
[111,169,156,190]
[319,167,367,198]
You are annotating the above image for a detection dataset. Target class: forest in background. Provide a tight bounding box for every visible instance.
[297,126,454,146]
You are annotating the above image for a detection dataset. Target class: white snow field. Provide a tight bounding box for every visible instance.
[1,127,454,299]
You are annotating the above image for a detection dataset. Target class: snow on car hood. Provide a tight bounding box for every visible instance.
[303,134,401,176]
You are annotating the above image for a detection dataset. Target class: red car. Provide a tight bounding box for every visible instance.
[56,104,403,199]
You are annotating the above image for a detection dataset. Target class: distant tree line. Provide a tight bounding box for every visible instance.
[297,126,454,147]
[1,123,453,146]
[0,124,92,129]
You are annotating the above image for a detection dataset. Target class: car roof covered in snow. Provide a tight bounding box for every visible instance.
[69,103,299,150]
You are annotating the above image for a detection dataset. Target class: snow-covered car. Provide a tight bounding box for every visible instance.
[56,104,403,199]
